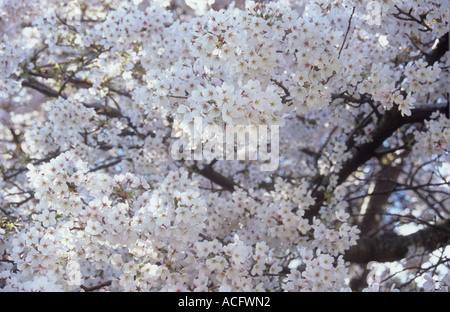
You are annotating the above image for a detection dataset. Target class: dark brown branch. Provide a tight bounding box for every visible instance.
[346,182,449,202]
[20,78,61,98]
[344,219,450,264]
[19,78,126,120]
[392,5,432,32]
[192,163,235,191]
[426,32,449,65]
[83,103,123,119]
[80,280,112,292]
[9,195,34,207]
[304,102,449,222]
[89,157,124,172]
[358,155,405,237]
[338,6,356,58]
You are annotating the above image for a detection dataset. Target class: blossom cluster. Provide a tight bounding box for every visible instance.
[412,112,450,162]
[0,35,25,99]
[0,147,361,291]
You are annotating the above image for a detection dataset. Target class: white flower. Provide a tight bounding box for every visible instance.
[335,209,350,222]
[423,274,436,292]
[317,254,334,270]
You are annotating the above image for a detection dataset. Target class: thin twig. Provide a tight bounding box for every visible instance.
[338,6,356,59]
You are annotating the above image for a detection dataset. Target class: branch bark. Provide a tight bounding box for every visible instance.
[344,219,450,264]
[193,163,235,191]
[426,32,449,65]
[304,102,449,222]
[80,280,112,292]
[19,77,126,119]
[358,155,405,237]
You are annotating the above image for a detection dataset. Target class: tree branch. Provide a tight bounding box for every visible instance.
[338,6,356,58]
[192,163,235,191]
[344,219,450,264]
[80,280,112,292]
[20,78,60,98]
[19,77,126,119]
[426,32,449,65]
[304,102,449,222]
[358,155,405,237]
